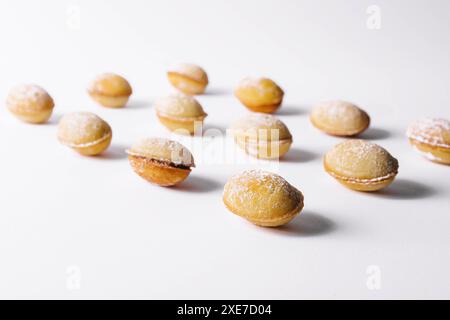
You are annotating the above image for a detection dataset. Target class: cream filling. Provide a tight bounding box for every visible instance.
[156,111,207,122]
[60,132,111,148]
[126,150,194,167]
[407,134,450,149]
[327,169,397,185]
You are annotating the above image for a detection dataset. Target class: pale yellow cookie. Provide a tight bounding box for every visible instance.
[154,93,207,135]
[167,63,208,95]
[6,84,55,124]
[324,140,399,191]
[223,170,304,227]
[57,112,112,156]
[88,73,132,108]
[310,100,370,136]
[127,137,195,186]
[235,77,284,113]
[231,113,292,159]
[406,118,450,165]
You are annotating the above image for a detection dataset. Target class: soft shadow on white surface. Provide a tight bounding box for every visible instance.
[47,113,63,125]
[372,179,438,200]
[203,123,227,134]
[282,148,320,163]
[97,144,128,160]
[276,105,305,116]
[262,211,336,237]
[358,127,392,140]
[173,176,223,193]
[126,99,153,110]
[203,87,231,96]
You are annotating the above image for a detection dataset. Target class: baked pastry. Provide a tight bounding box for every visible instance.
[234,77,284,113]
[310,100,370,136]
[6,84,54,124]
[406,118,450,165]
[167,63,208,95]
[57,112,112,156]
[88,73,132,108]
[230,113,292,159]
[154,93,207,135]
[223,170,304,227]
[127,137,195,186]
[324,139,399,191]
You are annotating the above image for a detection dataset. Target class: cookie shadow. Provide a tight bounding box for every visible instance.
[373,178,437,200]
[282,148,319,163]
[126,99,153,110]
[265,211,336,237]
[174,176,223,193]
[47,113,63,125]
[204,87,231,96]
[359,127,392,140]
[203,123,227,135]
[97,144,128,160]
[276,105,305,116]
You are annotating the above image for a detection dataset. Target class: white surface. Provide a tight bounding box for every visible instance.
[0,0,449,299]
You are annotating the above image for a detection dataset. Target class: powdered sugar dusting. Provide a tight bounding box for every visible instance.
[88,73,132,95]
[127,137,194,167]
[154,93,205,118]
[223,170,302,215]
[407,118,450,148]
[237,77,282,97]
[6,84,53,112]
[314,100,363,121]
[326,140,398,180]
[231,113,292,141]
[58,112,111,147]
[168,63,207,83]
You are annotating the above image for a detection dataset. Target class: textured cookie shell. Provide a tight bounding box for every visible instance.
[6,84,54,113]
[57,112,112,147]
[231,113,292,141]
[127,137,195,167]
[324,140,398,181]
[223,170,304,226]
[406,118,450,148]
[235,77,284,107]
[88,73,132,97]
[168,63,208,84]
[154,94,207,120]
[310,100,370,136]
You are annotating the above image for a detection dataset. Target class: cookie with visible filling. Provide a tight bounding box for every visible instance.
[406,118,450,165]
[231,113,292,159]
[127,137,195,186]
[167,63,208,95]
[324,140,399,191]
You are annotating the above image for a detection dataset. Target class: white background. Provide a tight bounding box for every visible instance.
[0,0,449,299]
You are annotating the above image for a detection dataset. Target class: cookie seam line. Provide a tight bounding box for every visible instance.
[407,134,450,149]
[59,131,112,148]
[126,151,194,168]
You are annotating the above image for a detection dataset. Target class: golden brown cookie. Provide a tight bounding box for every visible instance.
[223,170,304,227]
[167,63,208,95]
[154,93,207,135]
[406,118,450,165]
[127,137,195,186]
[57,112,112,156]
[231,113,293,159]
[324,140,399,191]
[6,84,55,124]
[88,73,132,108]
[310,100,370,136]
[235,77,284,113]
